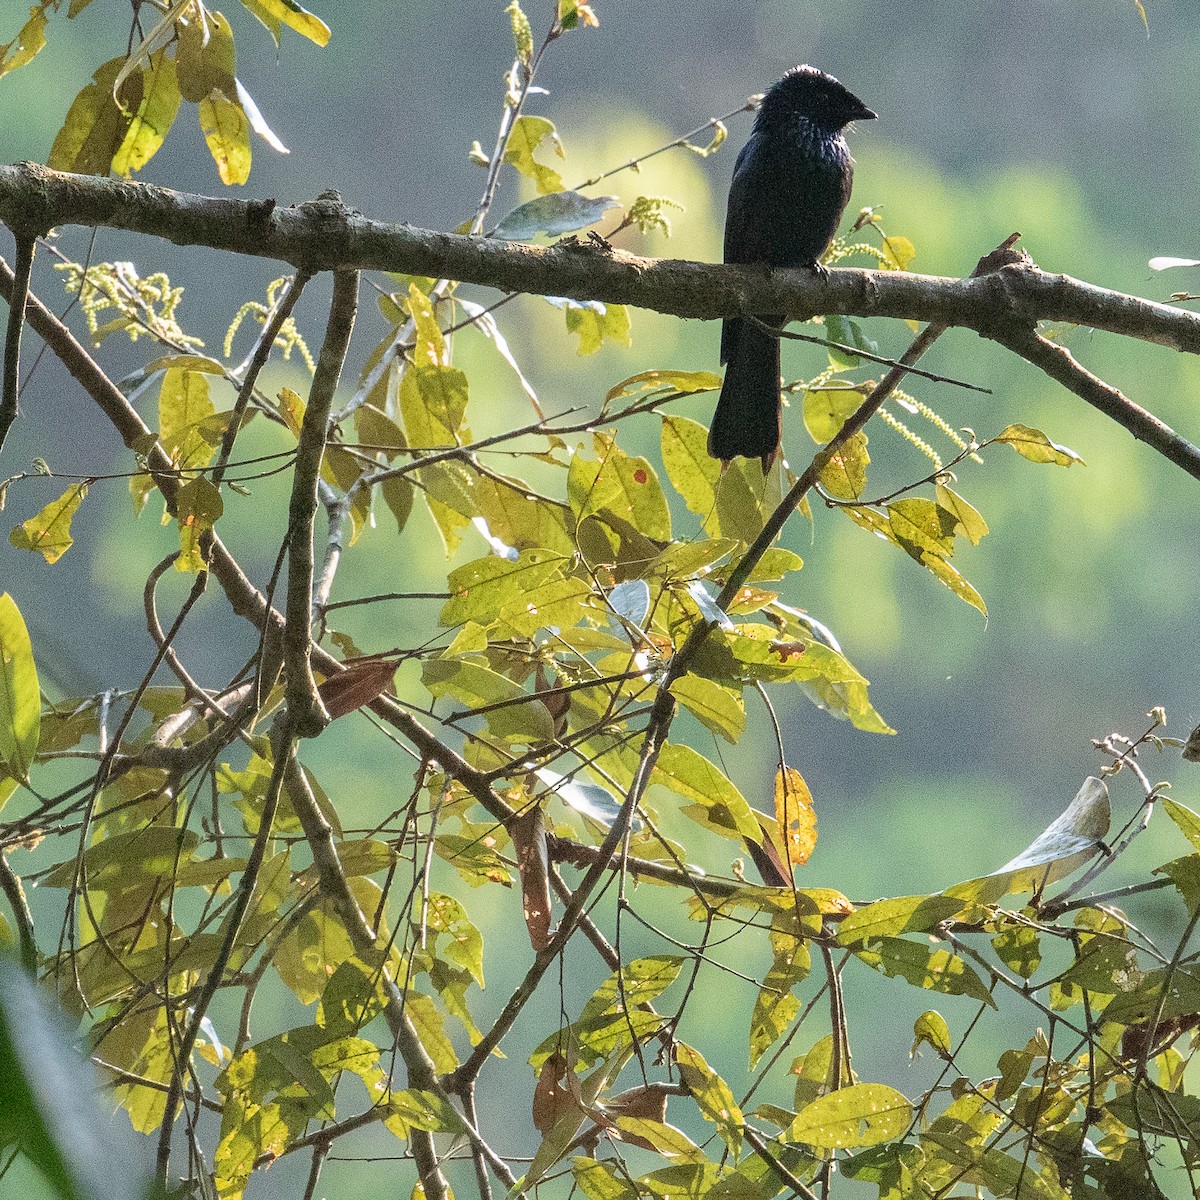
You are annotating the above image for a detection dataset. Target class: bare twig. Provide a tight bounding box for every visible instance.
[0,234,33,454]
[283,269,358,738]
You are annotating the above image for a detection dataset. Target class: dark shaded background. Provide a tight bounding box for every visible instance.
[1,1,1198,1195]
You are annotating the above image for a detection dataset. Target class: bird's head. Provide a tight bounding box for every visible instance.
[759,65,877,131]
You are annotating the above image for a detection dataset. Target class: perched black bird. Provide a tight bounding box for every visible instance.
[709,66,876,465]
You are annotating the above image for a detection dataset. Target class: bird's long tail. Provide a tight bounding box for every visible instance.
[708,314,784,465]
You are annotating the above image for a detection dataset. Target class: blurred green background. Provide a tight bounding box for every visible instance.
[1,1,1198,1196]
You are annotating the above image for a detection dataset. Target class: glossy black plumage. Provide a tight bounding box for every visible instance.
[709,66,876,465]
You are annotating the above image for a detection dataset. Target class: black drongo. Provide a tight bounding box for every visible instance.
[708,66,876,466]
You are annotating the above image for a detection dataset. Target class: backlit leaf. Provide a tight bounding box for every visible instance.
[0,594,40,782]
[242,0,331,45]
[111,50,181,175]
[503,115,565,194]
[10,483,88,564]
[994,423,1084,467]
[654,743,760,844]
[789,1083,912,1149]
[199,88,252,185]
[175,476,224,572]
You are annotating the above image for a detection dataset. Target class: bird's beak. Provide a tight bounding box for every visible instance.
[857,105,878,122]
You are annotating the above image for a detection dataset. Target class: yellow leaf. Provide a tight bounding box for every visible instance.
[775,766,817,869]
[10,483,89,564]
[199,89,251,185]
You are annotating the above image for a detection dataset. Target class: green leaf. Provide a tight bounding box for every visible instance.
[819,430,869,499]
[400,364,470,448]
[497,577,596,638]
[0,7,48,78]
[111,50,181,175]
[837,894,966,946]
[674,1042,745,1154]
[175,476,224,572]
[911,1011,952,1057]
[669,675,745,743]
[608,370,722,404]
[159,365,217,469]
[41,827,200,889]
[1163,798,1200,852]
[422,657,528,710]
[573,1157,639,1200]
[47,57,134,176]
[803,384,864,442]
[615,1118,704,1162]
[555,297,632,355]
[0,595,40,782]
[503,114,565,194]
[991,920,1042,979]
[1060,931,1144,993]
[176,9,236,100]
[946,776,1110,904]
[881,235,916,271]
[569,434,671,541]
[1157,852,1200,915]
[405,990,459,1073]
[935,483,989,545]
[653,743,760,844]
[0,956,152,1200]
[994,423,1084,467]
[824,315,878,370]
[423,893,485,986]
[493,190,620,240]
[789,1083,913,1149]
[441,550,567,628]
[852,937,996,1006]
[750,922,810,1067]
[660,414,722,530]
[10,483,88,564]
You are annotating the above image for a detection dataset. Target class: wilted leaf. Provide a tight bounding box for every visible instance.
[316,658,397,720]
[774,767,817,869]
[511,803,552,950]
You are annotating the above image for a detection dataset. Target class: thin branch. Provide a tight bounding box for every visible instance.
[0,852,36,973]
[0,233,33,454]
[992,323,1200,480]
[155,714,292,1187]
[284,269,358,738]
[211,268,313,489]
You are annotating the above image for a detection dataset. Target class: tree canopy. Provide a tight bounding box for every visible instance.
[0,4,1199,1200]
